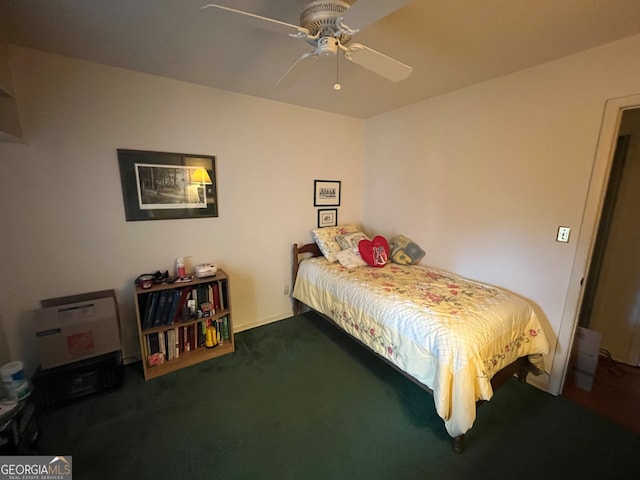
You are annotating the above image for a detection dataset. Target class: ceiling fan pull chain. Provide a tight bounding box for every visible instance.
[334,44,342,91]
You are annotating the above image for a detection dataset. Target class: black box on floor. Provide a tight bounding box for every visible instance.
[32,351,123,410]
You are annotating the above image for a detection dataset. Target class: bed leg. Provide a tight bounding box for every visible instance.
[516,360,530,384]
[453,434,465,454]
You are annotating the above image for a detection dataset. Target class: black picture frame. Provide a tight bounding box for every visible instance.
[117,149,218,221]
[314,180,341,207]
[317,208,338,228]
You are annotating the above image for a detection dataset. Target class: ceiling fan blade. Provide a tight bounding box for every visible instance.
[201,4,309,36]
[276,52,320,88]
[342,0,411,30]
[345,43,413,82]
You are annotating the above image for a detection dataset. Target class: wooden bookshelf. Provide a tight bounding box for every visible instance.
[133,270,234,380]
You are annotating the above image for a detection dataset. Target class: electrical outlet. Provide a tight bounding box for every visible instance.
[556,226,571,243]
[283,284,290,295]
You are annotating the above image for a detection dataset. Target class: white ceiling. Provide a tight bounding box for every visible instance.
[3,0,640,118]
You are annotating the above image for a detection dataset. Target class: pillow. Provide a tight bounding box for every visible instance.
[389,234,425,265]
[335,231,370,251]
[335,246,367,269]
[311,224,360,263]
[358,236,390,268]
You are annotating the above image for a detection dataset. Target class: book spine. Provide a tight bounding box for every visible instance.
[166,329,174,361]
[208,285,214,313]
[142,291,159,330]
[166,289,182,325]
[212,283,221,311]
[159,289,175,325]
[158,331,166,360]
[153,290,169,326]
[174,288,190,323]
[220,281,228,310]
[173,327,180,358]
[222,315,229,341]
[179,326,185,353]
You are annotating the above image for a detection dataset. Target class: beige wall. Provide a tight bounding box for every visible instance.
[362,34,640,393]
[0,46,364,373]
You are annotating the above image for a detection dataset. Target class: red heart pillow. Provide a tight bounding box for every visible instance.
[358,236,390,268]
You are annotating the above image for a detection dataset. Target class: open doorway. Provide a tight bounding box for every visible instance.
[563,107,640,433]
[580,108,640,367]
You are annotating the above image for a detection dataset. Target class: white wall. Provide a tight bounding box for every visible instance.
[362,34,640,393]
[0,46,364,373]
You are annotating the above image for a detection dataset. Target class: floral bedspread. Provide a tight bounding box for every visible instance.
[292,257,549,437]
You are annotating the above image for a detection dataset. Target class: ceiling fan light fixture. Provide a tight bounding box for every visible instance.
[317,36,340,56]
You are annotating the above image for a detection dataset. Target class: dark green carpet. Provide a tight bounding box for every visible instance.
[37,312,640,479]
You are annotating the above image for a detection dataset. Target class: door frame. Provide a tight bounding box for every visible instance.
[549,94,640,394]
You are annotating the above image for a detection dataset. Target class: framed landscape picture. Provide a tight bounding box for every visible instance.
[117,149,218,221]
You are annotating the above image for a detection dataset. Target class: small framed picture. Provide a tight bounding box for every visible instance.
[314,180,341,206]
[317,208,338,228]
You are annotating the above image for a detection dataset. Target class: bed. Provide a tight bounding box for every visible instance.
[291,241,550,453]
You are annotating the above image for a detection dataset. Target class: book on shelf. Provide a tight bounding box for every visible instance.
[173,288,191,323]
[178,326,185,354]
[147,332,160,354]
[152,290,170,327]
[158,331,166,358]
[192,323,199,350]
[212,283,221,311]
[222,315,230,341]
[191,288,198,311]
[173,327,180,359]
[141,291,159,330]
[146,332,164,366]
[165,289,182,325]
[220,283,228,311]
[168,329,177,361]
[185,325,191,352]
[158,288,176,325]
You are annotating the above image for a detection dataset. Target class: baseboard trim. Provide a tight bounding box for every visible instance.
[233,312,292,333]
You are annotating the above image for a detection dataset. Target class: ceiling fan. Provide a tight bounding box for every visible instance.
[201,0,413,90]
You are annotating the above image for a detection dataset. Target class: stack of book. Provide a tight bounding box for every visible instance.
[140,282,225,330]
[144,315,230,365]
[139,282,228,366]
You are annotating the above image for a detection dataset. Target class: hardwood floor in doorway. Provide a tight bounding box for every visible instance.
[563,352,640,434]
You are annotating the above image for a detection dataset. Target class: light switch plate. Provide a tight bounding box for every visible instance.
[557,226,571,243]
